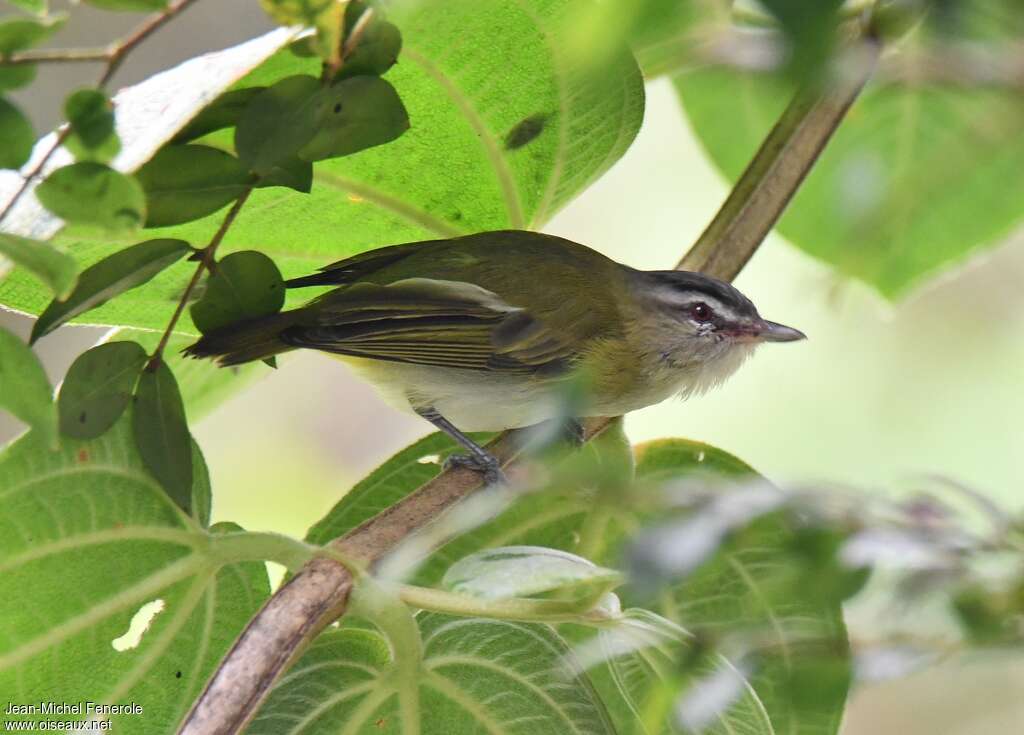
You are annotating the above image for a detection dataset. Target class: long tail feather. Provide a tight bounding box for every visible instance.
[183,311,303,366]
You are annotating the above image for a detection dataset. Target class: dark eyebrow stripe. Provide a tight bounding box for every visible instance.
[642,270,756,313]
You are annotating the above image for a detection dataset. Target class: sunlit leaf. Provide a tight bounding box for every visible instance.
[136,145,251,227]
[32,238,190,342]
[133,360,194,516]
[442,546,622,601]
[36,162,146,232]
[0,96,33,169]
[170,87,266,145]
[190,250,285,334]
[251,613,615,734]
[0,233,77,298]
[0,417,269,732]
[0,326,55,446]
[233,74,319,176]
[57,341,147,439]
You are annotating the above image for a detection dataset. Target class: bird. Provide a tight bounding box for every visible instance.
[185,230,805,482]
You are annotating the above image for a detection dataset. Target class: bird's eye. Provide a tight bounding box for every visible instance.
[690,302,713,322]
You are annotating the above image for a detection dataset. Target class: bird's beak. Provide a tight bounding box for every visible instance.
[758,320,806,343]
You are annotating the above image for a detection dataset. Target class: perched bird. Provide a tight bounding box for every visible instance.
[185,230,804,481]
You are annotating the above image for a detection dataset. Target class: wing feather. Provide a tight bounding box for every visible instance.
[282,278,576,374]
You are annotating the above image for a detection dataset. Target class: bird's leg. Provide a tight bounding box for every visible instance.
[415,407,507,486]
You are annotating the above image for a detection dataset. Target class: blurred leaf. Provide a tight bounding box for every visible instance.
[0,13,64,54]
[32,238,190,342]
[258,0,333,27]
[339,1,402,77]
[133,359,194,516]
[250,612,615,734]
[190,250,285,334]
[675,13,1024,297]
[0,96,32,169]
[83,0,169,10]
[758,0,844,82]
[0,326,55,446]
[0,233,77,298]
[170,87,266,145]
[36,162,146,232]
[136,145,251,227]
[4,0,47,14]
[442,545,622,601]
[64,88,120,162]
[298,76,409,161]
[0,417,269,730]
[0,64,35,91]
[57,341,147,439]
[674,659,755,734]
[0,1,643,335]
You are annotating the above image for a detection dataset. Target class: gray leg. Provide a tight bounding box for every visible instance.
[415,407,507,486]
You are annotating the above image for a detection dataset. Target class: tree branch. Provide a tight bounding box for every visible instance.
[177,35,882,735]
[0,0,202,228]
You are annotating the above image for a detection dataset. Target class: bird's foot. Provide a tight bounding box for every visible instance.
[562,418,586,448]
[444,451,508,486]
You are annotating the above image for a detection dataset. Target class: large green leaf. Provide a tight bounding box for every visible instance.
[674,10,1024,298]
[249,613,615,734]
[0,0,644,334]
[306,432,849,735]
[0,417,270,733]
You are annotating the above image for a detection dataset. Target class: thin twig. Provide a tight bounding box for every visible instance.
[147,187,253,369]
[0,0,201,228]
[177,31,882,735]
[0,47,111,65]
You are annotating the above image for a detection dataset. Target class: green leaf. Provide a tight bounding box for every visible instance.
[234,74,320,176]
[0,13,64,54]
[36,162,146,232]
[443,546,622,601]
[251,613,615,734]
[190,250,285,334]
[64,87,120,162]
[4,0,47,15]
[674,19,1024,298]
[82,0,169,10]
[0,0,643,335]
[258,0,333,27]
[758,0,844,82]
[0,326,55,446]
[297,75,409,162]
[0,96,33,169]
[0,233,77,298]
[0,418,270,731]
[170,87,266,145]
[0,63,35,91]
[116,328,268,422]
[339,1,402,78]
[136,145,251,227]
[32,238,190,342]
[133,360,194,516]
[57,341,147,439]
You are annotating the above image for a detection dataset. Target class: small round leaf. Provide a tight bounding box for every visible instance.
[64,88,119,161]
[190,251,285,334]
[35,162,146,231]
[0,14,65,54]
[0,64,36,91]
[58,341,147,439]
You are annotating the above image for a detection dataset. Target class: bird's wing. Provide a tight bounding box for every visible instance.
[282,277,576,374]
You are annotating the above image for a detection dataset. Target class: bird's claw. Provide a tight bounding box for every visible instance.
[444,451,508,486]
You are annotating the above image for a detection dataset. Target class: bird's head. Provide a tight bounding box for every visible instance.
[628,270,805,391]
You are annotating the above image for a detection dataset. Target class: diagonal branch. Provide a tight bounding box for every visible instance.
[177,35,881,735]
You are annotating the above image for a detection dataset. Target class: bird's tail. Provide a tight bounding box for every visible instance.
[183,311,304,366]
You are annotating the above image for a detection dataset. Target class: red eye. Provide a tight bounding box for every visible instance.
[690,303,712,321]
